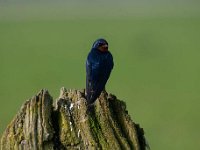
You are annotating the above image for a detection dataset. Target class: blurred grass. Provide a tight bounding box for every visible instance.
[0,1,200,150]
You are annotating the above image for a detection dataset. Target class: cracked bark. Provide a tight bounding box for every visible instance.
[1,88,148,150]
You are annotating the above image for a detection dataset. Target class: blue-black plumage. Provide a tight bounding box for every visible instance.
[86,39,114,105]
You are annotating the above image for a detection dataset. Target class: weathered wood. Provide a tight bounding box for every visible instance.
[1,88,148,150]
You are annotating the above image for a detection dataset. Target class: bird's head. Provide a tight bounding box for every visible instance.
[92,38,108,52]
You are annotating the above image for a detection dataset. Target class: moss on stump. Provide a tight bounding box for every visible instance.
[1,88,148,150]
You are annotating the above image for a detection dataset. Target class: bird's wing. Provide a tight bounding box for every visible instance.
[86,53,103,104]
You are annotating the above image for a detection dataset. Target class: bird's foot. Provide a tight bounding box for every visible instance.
[86,103,95,115]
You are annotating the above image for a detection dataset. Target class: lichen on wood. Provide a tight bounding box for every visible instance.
[1,88,148,150]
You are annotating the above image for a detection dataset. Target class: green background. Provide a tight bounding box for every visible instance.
[0,0,200,149]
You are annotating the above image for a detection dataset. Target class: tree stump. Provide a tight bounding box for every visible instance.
[1,88,148,150]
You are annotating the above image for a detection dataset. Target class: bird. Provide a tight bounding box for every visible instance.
[86,38,114,106]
